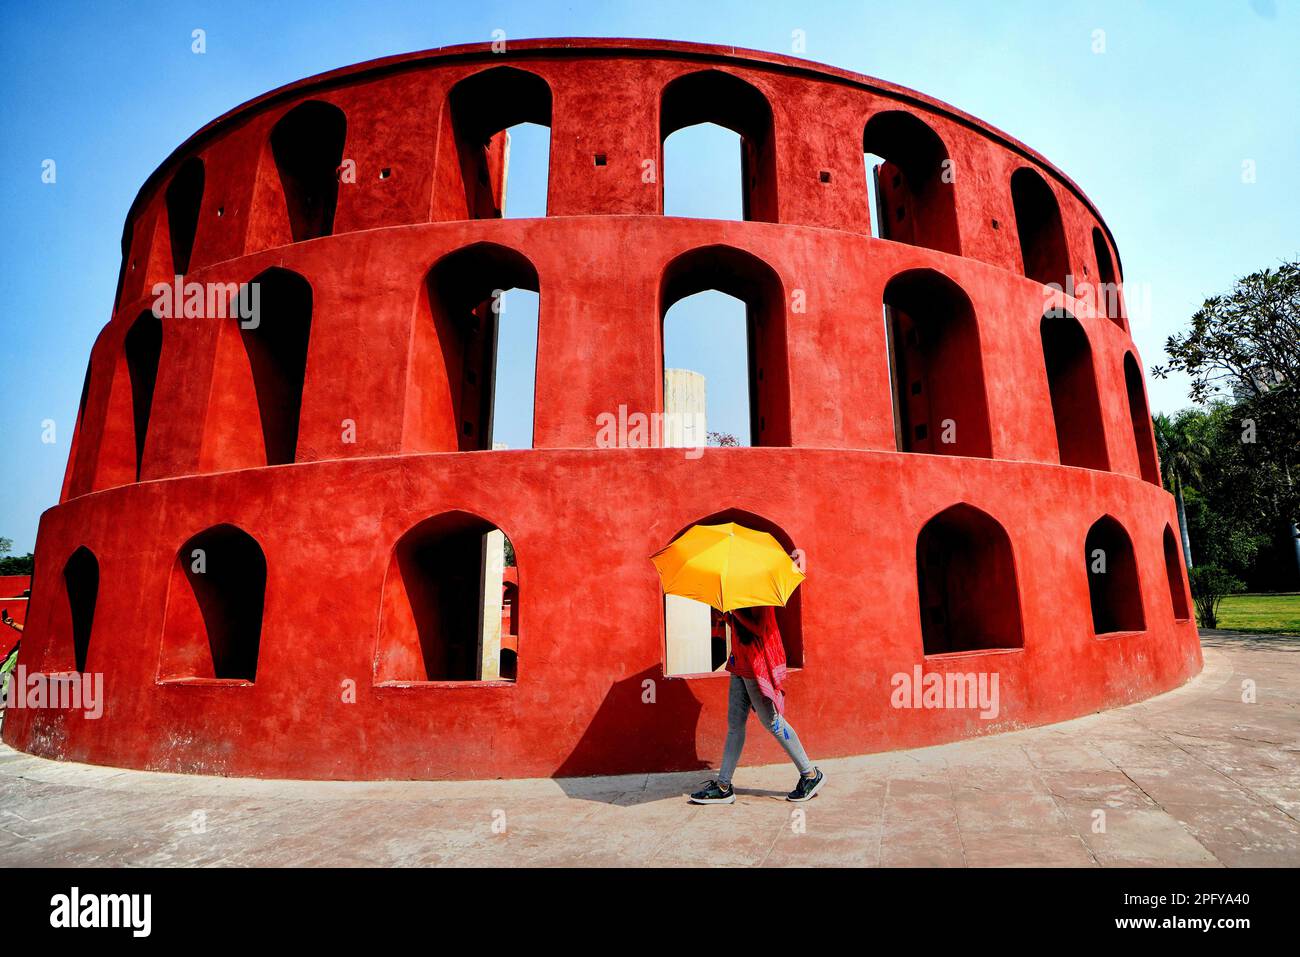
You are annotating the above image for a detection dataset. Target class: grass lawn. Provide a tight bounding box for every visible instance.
[1211,593,1300,635]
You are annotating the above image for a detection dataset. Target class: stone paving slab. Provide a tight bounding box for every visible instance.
[0,631,1296,867]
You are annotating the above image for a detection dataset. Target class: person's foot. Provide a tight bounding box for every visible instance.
[787,768,825,802]
[689,780,735,804]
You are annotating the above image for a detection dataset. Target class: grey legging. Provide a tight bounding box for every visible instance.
[718,674,813,788]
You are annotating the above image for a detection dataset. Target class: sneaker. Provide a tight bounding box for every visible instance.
[689,779,736,804]
[787,768,825,802]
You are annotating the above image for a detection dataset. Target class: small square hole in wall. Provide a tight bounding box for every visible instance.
[991,218,1000,230]
[819,170,831,183]
[216,206,225,218]
[379,167,392,180]
[594,153,607,167]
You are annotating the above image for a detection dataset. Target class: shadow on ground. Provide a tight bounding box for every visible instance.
[552,665,709,803]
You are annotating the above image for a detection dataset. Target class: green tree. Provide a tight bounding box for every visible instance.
[0,537,33,577]
[1154,259,1300,585]
[1152,410,1210,568]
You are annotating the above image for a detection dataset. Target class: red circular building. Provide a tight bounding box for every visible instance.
[4,39,1201,780]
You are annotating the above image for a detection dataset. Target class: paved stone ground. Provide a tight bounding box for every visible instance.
[1,632,1296,867]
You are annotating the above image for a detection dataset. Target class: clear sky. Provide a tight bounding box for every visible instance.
[1,0,1297,552]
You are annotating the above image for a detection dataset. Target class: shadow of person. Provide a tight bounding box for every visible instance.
[553,664,710,804]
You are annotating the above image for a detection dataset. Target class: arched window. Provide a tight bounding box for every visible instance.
[159,525,266,682]
[93,311,163,488]
[164,157,205,275]
[1040,312,1109,471]
[1085,516,1145,635]
[75,357,91,429]
[62,546,99,673]
[660,246,789,447]
[1091,227,1122,326]
[445,67,551,220]
[661,508,803,676]
[411,243,539,451]
[204,268,313,469]
[500,573,519,681]
[124,311,162,480]
[1124,353,1160,484]
[1163,525,1191,621]
[270,101,347,242]
[376,512,517,683]
[660,71,777,223]
[863,111,959,254]
[883,269,991,457]
[916,504,1023,655]
[113,217,134,311]
[1011,168,1070,289]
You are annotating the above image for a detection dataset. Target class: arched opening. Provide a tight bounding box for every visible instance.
[1011,168,1070,289]
[411,243,539,452]
[660,71,777,223]
[883,270,992,457]
[376,512,517,683]
[661,508,803,676]
[664,122,744,220]
[1040,312,1109,471]
[660,246,789,448]
[124,311,162,480]
[915,504,1023,655]
[1124,353,1160,484]
[75,357,91,428]
[1085,516,1145,635]
[93,311,163,488]
[210,268,313,467]
[164,157,205,274]
[1163,525,1191,620]
[62,546,99,673]
[500,573,519,681]
[159,525,266,682]
[270,101,347,242]
[445,67,552,220]
[862,111,959,254]
[113,217,134,311]
[1092,227,1122,326]
[663,290,749,446]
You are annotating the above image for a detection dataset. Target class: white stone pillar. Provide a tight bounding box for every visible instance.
[663,368,714,674]
[478,528,505,679]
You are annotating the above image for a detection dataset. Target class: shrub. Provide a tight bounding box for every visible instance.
[1188,565,1245,628]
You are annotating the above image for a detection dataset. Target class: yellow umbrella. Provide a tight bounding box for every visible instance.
[650,522,805,613]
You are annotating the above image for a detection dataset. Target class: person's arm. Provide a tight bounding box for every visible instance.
[731,608,763,633]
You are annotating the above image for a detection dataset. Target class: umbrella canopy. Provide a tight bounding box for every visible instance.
[650,522,805,613]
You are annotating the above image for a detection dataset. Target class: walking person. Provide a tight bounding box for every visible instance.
[689,604,824,804]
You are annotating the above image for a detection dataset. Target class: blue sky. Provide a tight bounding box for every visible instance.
[1,0,1297,552]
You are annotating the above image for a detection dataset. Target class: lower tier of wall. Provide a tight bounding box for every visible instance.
[3,448,1202,779]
